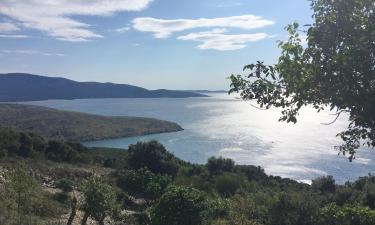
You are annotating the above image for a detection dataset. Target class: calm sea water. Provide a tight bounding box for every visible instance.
[27,93,374,183]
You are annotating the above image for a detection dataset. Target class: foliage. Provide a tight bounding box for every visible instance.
[210,193,264,225]
[2,133,375,225]
[214,172,245,197]
[318,203,375,225]
[0,167,65,225]
[207,157,235,175]
[229,0,375,160]
[91,147,128,169]
[79,175,118,225]
[55,178,75,192]
[268,192,319,225]
[127,141,179,176]
[235,165,268,181]
[151,186,208,225]
[117,167,170,199]
[0,130,92,163]
[311,176,336,194]
[205,197,230,220]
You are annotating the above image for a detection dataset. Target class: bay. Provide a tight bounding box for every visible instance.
[27,93,374,183]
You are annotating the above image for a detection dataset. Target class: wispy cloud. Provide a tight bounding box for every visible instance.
[0,0,153,42]
[115,27,131,33]
[1,49,65,57]
[132,15,275,38]
[178,29,270,51]
[0,22,20,33]
[0,34,29,39]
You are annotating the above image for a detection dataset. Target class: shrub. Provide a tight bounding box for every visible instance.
[0,168,65,223]
[151,186,208,225]
[80,175,118,225]
[214,172,245,197]
[312,176,336,194]
[268,192,319,225]
[0,130,91,164]
[207,157,235,175]
[318,203,375,225]
[117,168,170,199]
[53,192,70,204]
[127,141,178,176]
[55,178,74,192]
[362,182,375,209]
[206,197,230,220]
[235,165,267,181]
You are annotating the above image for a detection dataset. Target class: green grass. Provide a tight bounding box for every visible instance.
[0,103,182,141]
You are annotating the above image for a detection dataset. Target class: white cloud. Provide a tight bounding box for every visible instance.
[1,49,65,57]
[0,22,20,33]
[132,15,274,38]
[178,29,270,51]
[0,0,153,42]
[115,26,131,33]
[0,34,29,39]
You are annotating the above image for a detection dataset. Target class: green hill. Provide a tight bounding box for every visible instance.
[0,104,182,141]
[0,130,374,225]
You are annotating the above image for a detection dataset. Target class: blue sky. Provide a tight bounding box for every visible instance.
[0,0,312,90]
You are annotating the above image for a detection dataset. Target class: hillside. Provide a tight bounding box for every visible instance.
[0,73,207,102]
[0,104,183,141]
[0,130,374,225]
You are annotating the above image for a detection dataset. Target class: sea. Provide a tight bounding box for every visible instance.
[27,93,375,184]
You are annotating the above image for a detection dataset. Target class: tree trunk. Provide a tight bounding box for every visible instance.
[67,195,77,225]
[81,212,89,225]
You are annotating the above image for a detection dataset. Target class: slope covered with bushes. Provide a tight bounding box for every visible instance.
[0,104,182,141]
[0,130,375,225]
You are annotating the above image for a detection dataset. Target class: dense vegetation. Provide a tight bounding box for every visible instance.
[0,104,182,141]
[1,129,375,225]
[229,0,375,160]
[0,73,207,102]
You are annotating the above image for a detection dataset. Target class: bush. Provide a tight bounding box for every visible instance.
[151,186,208,225]
[207,157,235,175]
[117,168,170,199]
[127,141,178,176]
[55,178,74,192]
[80,175,118,225]
[312,176,336,194]
[362,182,375,209]
[0,130,91,164]
[206,197,230,220]
[318,203,375,225]
[235,165,267,181]
[268,192,319,225]
[0,168,66,223]
[214,172,245,197]
[53,192,70,204]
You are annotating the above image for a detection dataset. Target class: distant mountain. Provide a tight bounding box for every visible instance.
[0,73,207,102]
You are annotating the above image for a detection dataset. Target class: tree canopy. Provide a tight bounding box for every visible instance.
[151,186,208,225]
[229,0,375,160]
[127,141,179,176]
